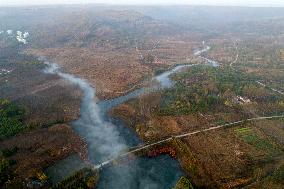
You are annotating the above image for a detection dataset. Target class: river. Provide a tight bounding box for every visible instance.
[44,44,216,188]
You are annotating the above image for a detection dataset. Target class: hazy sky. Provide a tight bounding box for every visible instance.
[1,0,284,7]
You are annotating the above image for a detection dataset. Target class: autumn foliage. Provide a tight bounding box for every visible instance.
[148,147,177,158]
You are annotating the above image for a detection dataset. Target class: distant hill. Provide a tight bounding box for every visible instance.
[0,6,185,49]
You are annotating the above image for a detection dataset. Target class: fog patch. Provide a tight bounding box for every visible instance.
[1,29,29,44]
[6,30,13,35]
[194,45,210,56]
[43,62,127,161]
[42,60,182,189]
[0,68,13,75]
[16,30,28,44]
[23,32,29,38]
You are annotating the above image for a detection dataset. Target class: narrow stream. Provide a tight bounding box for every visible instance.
[44,44,215,188]
[98,64,194,112]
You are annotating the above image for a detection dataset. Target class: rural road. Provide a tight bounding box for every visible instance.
[93,114,284,170]
[229,42,283,96]
[229,44,239,67]
[92,43,284,170]
[256,81,284,95]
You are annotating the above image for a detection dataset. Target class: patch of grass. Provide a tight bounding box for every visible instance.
[214,119,226,125]
[235,127,252,134]
[173,176,194,189]
[271,165,284,183]
[237,128,282,158]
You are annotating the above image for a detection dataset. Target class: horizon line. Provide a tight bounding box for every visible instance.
[1,3,284,8]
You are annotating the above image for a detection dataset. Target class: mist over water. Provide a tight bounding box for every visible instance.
[194,45,210,56]
[58,43,215,161]
[44,63,127,162]
[42,43,217,188]
[43,62,183,189]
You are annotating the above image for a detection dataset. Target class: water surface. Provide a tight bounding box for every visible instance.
[44,44,217,188]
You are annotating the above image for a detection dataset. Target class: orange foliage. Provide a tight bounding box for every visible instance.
[148,147,177,158]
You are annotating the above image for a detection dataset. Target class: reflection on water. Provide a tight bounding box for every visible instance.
[44,44,218,188]
[43,62,185,188]
[98,155,182,189]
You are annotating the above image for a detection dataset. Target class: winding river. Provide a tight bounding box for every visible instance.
[44,44,216,188]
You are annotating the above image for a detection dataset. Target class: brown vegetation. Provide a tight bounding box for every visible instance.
[27,47,151,99]
[0,124,87,184]
[148,147,177,158]
[0,48,85,187]
[110,62,284,188]
[22,9,202,99]
[2,5,284,188]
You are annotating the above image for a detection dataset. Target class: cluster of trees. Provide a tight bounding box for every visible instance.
[157,66,258,116]
[158,83,221,115]
[174,176,194,189]
[0,99,26,140]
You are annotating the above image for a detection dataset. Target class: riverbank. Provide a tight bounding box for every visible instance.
[0,48,88,188]
[42,45,214,188]
[109,62,284,188]
[42,43,284,188]
[42,60,186,188]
